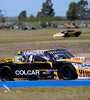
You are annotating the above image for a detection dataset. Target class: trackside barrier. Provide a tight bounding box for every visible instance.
[0,80,90,88]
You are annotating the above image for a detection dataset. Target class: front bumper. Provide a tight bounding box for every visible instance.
[76,68,90,79]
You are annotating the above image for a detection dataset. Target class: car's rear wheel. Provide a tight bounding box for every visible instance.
[0,66,12,81]
[58,64,77,80]
[75,32,81,37]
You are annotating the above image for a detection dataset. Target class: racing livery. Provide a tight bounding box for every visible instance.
[0,49,90,81]
[53,30,81,38]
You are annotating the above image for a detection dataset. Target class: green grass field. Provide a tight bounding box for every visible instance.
[0,27,90,44]
[0,87,90,100]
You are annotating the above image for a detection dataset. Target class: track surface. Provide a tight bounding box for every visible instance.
[0,80,90,88]
[0,42,90,61]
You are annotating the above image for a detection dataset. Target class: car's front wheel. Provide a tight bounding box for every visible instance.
[58,64,77,80]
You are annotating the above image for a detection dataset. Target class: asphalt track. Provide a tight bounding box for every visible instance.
[0,80,90,88]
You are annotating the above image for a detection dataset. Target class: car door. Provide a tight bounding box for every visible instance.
[12,55,52,78]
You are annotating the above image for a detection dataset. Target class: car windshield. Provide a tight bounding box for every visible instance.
[21,50,55,62]
[20,49,74,62]
[48,49,74,60]
[61,30,75,33]
[68,30,75,32]
[61,30,67,33]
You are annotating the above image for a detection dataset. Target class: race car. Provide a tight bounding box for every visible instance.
[53,30,81,38]
[0,49,90,81]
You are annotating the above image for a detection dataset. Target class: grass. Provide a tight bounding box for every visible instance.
[0,27,90,44]
[0,87,90,100]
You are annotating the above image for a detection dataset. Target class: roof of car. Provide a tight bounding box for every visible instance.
[17,50,48,55]
[61,30,75,32]
[17,49,67,55]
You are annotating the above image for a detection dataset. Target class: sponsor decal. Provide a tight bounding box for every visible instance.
[71,63,82,67]
[22,51,45,56]
[12,56,24,63]
[79,69,90,74]
[83,63,90,67]
[79,74,90,77]
[72,57,84,62]
[15,70,40,75]
[47,69,57,72]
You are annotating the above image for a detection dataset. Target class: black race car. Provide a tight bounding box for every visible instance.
[53,30,81,38]
[0,49,90,81]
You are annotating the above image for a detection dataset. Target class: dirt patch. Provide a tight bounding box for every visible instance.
[0,42,90,61]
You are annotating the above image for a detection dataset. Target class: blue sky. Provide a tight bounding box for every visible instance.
[0,0,90,17]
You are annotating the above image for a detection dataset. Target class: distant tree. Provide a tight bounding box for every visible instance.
[87,8,90,20]
[66,2,77,20]
[76,0,88,20]
[37,11,43,18]
[18,10,27,20]
[53,16,62,21]
[0,10,5,23]
[37,0,55,17]
[28,14,35,21]
[66,0,88,20]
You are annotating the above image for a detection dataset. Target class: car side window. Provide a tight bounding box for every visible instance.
[58,55,67,59]
[34,56,47,61]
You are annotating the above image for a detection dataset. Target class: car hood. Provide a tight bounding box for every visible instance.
[57,57,90,69]
[57,57,87,63]
[53,32,65,38]
[0,58,12,63]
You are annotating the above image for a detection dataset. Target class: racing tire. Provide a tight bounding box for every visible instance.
[64,33,69,37]
[75,32,81,37]
[0,66,12,81]
[58,64,77,80]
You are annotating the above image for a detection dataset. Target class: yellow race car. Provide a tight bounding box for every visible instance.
[0,49,90,81]
[53,30,81,38]
[16,49,90,80]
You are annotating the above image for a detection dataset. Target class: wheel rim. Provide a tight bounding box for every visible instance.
[0,67,11,81]
[61,65,73,79]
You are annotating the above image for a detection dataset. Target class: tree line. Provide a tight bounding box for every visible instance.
[18,0,62,22]
[0,10,5,23]
[0,0,90,23]
[66,0,90,20]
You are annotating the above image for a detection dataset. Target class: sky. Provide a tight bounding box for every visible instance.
[0,0,90,17]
